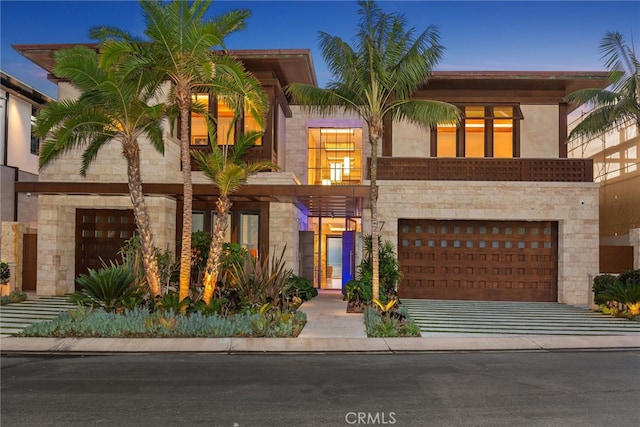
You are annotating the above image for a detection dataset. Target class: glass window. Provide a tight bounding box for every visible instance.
[435,105,521,158]
[307,128,363,185]
[30,108,39,155]
[243,104,262,146]
[192,211,205,232]
[217,99,235,145]
[190,94,209,146]
[240,212,259,257]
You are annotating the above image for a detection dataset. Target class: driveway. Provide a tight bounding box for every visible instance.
[401,299,640,336]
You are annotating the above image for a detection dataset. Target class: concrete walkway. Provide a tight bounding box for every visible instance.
[0,291,639,354]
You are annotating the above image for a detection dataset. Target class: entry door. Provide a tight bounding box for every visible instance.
[326,236,343,289]
[341,231,355,290]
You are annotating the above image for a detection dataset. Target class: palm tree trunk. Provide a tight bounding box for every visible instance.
[202,196,232,304]
[178,85,193,302]
[123,140,162,298]
[369,123,382,301]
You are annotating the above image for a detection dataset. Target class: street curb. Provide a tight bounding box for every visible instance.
[1,335,639,354]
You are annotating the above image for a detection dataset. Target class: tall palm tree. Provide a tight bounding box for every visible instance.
[285,0,460,300]
[91,0,251,302]
[566,31,640,139]
[191,57,272,305]
[34,46,167,298]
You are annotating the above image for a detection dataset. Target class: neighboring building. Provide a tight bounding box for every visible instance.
[568,114,640,272]
[1,70,53,293]
[13,43,609,306]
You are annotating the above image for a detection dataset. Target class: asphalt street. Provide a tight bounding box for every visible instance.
[1,351,639,426]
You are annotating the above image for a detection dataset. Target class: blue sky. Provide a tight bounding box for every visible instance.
[1,0,639,99]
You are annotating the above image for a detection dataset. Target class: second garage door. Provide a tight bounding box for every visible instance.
[398,219,558,302]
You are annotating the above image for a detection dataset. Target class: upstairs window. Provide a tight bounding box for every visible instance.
[30,107,39,155]
[434,105,523,158]
[307,128,363,185]
[189,93,261,147]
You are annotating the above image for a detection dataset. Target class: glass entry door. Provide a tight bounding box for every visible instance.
[326,236,343,289]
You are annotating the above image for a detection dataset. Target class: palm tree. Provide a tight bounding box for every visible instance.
[191,58,272,305]
[566,31,640,139]
[91,0,251,302]
[285,0,460,300]
[192,129,275,304]
[34,46,167,298]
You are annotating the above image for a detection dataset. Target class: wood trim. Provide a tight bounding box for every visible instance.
[558,102,568,158]
[383,115,393,156]
[369,157,594,182]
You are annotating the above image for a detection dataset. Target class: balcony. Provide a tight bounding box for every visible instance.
[368,157,593,182]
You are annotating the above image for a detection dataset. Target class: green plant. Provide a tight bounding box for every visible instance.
[287,275,318,302]
[592,274,617,305]
[154,290,191,314]
[0,260,10,285]
[0,291,27,306]
[600,279,640,317]
[230,248,293,310]
[363,305,421,337]
[618,269,640,285]
[119,235,178,293]
[358,235,401,299]
[344,279,373,313]
[73,262,144,312]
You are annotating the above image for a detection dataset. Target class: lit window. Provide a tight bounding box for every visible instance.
[308,128,363,185]
[434,105,521,158]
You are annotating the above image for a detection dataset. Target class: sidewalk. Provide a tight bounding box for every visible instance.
[1,290,639,354]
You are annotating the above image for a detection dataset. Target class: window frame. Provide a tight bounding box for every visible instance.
[431,104,523,158]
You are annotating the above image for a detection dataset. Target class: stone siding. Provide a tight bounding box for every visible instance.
[368,180,599,306]
[36,194,176,296]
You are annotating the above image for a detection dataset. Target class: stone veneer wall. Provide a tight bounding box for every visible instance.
[36,194,176,296]
[364,180,599,306]
[631,228,640,269]
[268,202,305,275]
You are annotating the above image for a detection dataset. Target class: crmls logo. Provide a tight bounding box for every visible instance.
[344,412,397,425]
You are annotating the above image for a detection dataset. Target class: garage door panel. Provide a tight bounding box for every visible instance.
[398,219,558,302]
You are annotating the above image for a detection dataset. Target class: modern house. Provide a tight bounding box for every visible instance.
[1,70,52,293]
[11,43,610,306]
[568,113,640,272]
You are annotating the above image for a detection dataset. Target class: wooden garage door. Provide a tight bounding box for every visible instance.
[398,220,557,302]
[75,209,136,290]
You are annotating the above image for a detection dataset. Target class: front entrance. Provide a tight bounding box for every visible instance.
[304,217,361,290]
[398,219,558,302]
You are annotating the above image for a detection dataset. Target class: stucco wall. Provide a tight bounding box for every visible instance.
[391,119,430,157]
[366,180,599,306]
[36,194,176,295]
[520,105,559,158]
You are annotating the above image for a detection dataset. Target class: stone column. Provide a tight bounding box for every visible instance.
[630,228,640,269]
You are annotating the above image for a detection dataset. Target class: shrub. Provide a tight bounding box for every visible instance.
[19,306,306,338]
[363,305,421,337]
[0,260,10,285]
[359,235,401,298]
[230,248,293,310]
[592,274,617,305]
[287,275,317,302]
[618,269,640,285]
[72,263,145,312]
[119,234,178,291]
[344,279,372,312]
[0,291,27,306]
[600,278,640,317]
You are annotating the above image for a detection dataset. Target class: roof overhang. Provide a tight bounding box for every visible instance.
[14,182,367,218]
[12,44,317,88]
